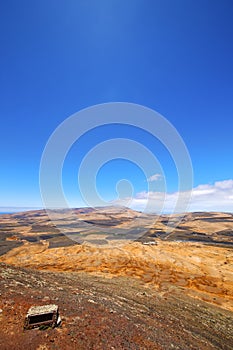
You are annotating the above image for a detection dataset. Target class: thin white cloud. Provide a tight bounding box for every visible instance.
[188,179,233,212]
[147,173,162,182]
[113,179,233,213]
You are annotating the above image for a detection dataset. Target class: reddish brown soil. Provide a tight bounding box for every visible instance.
[0,209,233,349]
[0,263,233,350]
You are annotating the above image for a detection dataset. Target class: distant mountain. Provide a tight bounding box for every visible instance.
[0,207,233,323]
[0,207,232,251]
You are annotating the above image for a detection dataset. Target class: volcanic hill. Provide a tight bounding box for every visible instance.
[0,207,232,349]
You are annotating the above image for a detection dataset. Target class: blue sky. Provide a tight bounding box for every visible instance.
[0,1,233,212]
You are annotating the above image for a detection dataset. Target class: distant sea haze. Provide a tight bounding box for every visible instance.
[0,207,42,215]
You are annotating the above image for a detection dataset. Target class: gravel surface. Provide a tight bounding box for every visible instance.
[0,263,232,350]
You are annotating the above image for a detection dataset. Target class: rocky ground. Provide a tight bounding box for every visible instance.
[0,208,233,349]
[0,263,233,350]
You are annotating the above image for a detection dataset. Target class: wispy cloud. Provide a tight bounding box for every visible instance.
[188,179,233,212]
[113,179,233,213]
[147,173,162,182]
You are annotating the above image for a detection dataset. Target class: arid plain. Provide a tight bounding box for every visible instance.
[0,207,232,349]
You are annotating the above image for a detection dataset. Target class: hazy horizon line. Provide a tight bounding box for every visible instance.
[0,205,232,215]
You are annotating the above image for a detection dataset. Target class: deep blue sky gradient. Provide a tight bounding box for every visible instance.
[0,0,233,207]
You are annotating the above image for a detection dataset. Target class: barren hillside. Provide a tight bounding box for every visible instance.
[0,263,233,350]
[0,208,233,349]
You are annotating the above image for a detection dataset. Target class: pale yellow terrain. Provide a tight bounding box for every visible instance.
[1,240,233,312]
[1,208,233,314]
